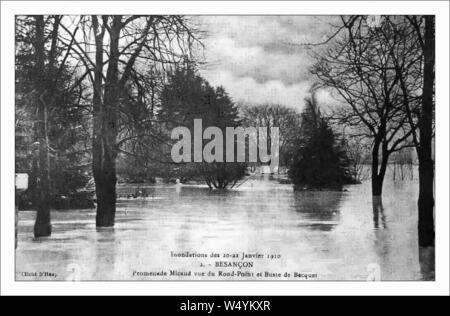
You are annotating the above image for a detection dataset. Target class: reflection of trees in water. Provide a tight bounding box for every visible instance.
[419,246,435,281]
[372,196,386,229]
[371,196,391,280]
[293,191,343,231]
[94,228,117,279]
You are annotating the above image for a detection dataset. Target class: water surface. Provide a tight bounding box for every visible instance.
[15,173,434,281]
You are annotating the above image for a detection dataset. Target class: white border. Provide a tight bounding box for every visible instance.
[1,1,449,296]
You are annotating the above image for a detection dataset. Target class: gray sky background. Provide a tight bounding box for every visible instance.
[196,16,337,111]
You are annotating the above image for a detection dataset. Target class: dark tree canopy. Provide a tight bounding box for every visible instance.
[289,98,353,190]
[160,67,246,189]
[15,16,93,212]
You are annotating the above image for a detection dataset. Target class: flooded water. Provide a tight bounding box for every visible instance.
[15,172,434,281]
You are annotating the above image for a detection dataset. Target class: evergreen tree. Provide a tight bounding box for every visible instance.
[15,16,93,213]
[160,67,246,189]
[288,98,352,190]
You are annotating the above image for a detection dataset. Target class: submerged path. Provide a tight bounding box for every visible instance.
[15,175,433,281]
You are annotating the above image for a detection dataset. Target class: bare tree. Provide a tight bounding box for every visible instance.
[391,16,435,246]
[416,16,435,247]
[391,149,415,181]
[59,15,202,226]
[370,15,434,246]
[30,16,65,237]
[311,16,417,196]
[240,103,302,171]
[32,16,52,237]
[343,138,371,183]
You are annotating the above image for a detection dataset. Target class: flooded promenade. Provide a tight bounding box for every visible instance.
[15,173,434,281]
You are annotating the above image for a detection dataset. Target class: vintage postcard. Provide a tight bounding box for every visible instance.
[2,1,449,296]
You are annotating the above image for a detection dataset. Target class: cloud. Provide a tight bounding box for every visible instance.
[196,16,337,110]
[204,70,310,110]
[204,36,311,85]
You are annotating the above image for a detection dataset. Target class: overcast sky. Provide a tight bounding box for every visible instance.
[196,16,337,111]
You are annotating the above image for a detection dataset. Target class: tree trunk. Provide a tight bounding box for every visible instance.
[371,140,383,196]
[91,16,151,226]
[417,15,435,247]
[92,16,121,227]
[94,154,117,227]
[93,91,118,227]
[33,15,52,238]
[418,154,434,246]
[371,174,384,197]
[370,133,390,197]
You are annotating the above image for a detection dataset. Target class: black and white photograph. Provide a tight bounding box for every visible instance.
[1,0,449,296]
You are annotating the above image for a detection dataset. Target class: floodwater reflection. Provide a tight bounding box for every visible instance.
[293,191,342,231]
[16,174,434,281]
[419,246,435,280]
[372,196,386,229]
